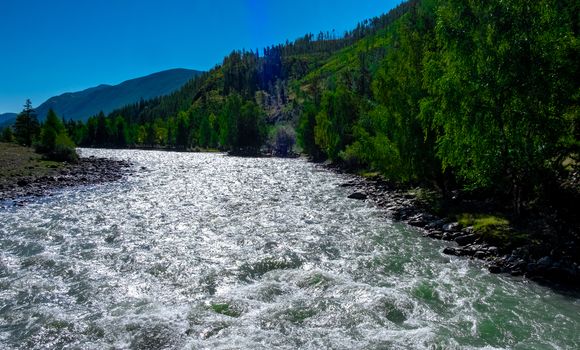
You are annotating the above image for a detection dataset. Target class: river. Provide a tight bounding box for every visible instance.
[0,149,578,349]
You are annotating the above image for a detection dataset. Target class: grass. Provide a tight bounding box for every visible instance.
[358,170,381,178]
[457,213,528,249]
[0,142,66,185]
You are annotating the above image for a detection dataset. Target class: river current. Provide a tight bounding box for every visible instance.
[0,149,578,349]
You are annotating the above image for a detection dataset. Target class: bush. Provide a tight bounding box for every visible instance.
[36,109,79,163]
[50,133,79,162]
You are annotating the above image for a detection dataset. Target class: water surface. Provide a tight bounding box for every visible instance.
[0,149,578,349]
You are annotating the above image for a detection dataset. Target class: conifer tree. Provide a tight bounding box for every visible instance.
[13,99,40,146]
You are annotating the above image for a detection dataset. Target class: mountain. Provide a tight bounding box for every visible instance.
[0,68,203,127]
[35,68,203,122]
[0,113,17,129]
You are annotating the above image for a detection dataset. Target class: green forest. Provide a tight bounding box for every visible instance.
[5,0,579,212]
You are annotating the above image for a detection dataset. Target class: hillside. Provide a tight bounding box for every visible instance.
[1,68,203,126]
[36,68,203,122]
[0,113,17,129]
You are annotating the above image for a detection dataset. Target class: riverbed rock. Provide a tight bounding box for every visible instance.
[425,218,448,230]
[0,157,132,202]
[443,222,461,232]
[488,264,503,273]
[474,250,488,259]
[348,192,367,200]
[443,247,460,256]
[408,213,435,227]
[454,234,478,246]
[425,230,444,239]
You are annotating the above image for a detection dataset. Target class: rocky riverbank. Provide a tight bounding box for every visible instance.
[335,170,580,291]
[0,155,132,204]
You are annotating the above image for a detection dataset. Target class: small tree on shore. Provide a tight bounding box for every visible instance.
[37,109,78,162]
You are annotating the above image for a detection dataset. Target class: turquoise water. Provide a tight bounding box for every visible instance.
[0,149,578,349]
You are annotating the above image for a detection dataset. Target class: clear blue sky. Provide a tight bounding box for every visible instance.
[0,0,402,113]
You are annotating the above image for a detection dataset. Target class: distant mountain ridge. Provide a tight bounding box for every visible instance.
[36,68,202,122]
[1,68,202,127]
[0,113,17,129]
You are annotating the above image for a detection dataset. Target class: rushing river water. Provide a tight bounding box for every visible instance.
[0,149,578,349]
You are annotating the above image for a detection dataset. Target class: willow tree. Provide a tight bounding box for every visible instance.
[422,0,579,211]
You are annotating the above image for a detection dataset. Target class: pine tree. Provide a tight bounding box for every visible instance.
[13,99,40,146]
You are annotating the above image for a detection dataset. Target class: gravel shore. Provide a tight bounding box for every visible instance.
[0,155,132,203]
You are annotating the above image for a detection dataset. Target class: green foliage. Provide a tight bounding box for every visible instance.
[342,106,403,176]
[297,100,321,157]
[314,85,359,160]
[237,99,266,152]
[422,0,578,199]
[217,93,266,154]
[37,109,78,162]
[457,213,527,249]
[218,93,242,149]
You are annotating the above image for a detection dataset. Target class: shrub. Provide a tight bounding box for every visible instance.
[36,109,79,163]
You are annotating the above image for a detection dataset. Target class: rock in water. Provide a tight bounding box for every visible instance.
[443,222,461,232]
[348,192,367,200]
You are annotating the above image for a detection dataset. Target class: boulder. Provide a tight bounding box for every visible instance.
[425,230,443,239]
[443,222,461,232]
[408,214,432,227]
[474,251,488,259]
[443,247,460,256]
[348,192,367,200]
[425,219,448,230]
[454,234,478,246]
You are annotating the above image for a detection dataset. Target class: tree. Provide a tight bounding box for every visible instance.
[13,99,40,146]
[314,85,359,160]
[422,0,579,211]
[94,111,109,145]
[37,109,78,162]
[175,111,190,149]
[113,115,129,147]
[219,94,242,149]
[237,100,266,154]
[297,100,322,159]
